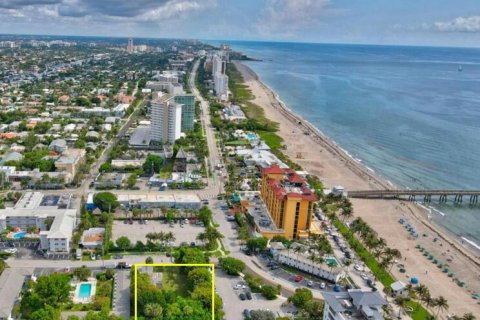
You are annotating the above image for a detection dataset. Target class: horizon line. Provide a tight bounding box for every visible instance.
[1,32,479,50]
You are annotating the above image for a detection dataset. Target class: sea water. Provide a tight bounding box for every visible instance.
[210,40,480,250]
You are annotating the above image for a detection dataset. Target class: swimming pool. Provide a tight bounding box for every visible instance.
[13,232,27,239]
[247,133,257,140]
[325,257,338,266]
[78,283,92,299]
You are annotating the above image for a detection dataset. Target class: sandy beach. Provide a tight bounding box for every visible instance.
[234,61,480,317]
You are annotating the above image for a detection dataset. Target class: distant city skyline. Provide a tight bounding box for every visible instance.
[0,0,479,47]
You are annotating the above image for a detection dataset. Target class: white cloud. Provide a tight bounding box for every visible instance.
[433,16,480,32]
[256,0,331,37]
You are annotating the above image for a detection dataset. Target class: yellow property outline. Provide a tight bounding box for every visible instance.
[134,263,215,320]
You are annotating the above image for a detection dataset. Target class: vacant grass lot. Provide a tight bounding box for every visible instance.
[158,266,190,296]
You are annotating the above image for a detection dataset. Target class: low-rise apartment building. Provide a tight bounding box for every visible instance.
[322,290,387,320]
[0,192,77,253]
[55,148,86,177]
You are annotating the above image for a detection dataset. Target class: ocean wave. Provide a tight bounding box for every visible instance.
[461,237,480,251]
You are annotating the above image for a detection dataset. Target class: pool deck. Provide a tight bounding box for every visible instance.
[72,279,97,304]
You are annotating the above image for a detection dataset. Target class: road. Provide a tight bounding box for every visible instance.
[189,59,224,196]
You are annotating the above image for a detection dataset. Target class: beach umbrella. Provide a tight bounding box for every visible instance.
[448,272,454,277]
[437,264,443,268]
[428,255,433,260]
[443,268,449,273]
[415,244,421,249]
[410,277,419,284]
[432,259,438,264]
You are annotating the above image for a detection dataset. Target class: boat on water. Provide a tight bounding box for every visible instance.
[458,65,463,71]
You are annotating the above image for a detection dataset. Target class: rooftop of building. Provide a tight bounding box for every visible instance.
[116,193,201,204]
[55,148,86,165]
[0,192,77,240]
[262,165,317,202]
[322,290,387,320]
[241,193,284,234]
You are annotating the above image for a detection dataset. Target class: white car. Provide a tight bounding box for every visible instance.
[354,264,362,271]
[361,273,368,280]
[235,284,246,289]
[320,282,326,289]
[307,280,313,287]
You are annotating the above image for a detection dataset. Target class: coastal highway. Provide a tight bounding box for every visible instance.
[189,58,225,196]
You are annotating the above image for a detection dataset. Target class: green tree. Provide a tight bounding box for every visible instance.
[145,256,154,264]
[250,309,275,320]
[93,192,119,212]
[261,285,280,300]
[197,226,224,250]
[142,154,163,175]
[73,265,92,281]
[300,300,324,319]
[34,273,71,306]
[30,305,61,320]
[174,247,208,265]
[288,288,313,309]
[99,162,112,172]
[75,139,86,149]
[246,237,268,253]
[188,267,212,286]
[144,303,163,318]
[219,256,245,275]
[197,206,212,225]
[115,236,131,251]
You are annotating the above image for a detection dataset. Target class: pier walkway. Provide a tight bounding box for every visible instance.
[348,190,480,204]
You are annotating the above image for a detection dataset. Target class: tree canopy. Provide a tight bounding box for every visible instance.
[142,154,163,175]
[288,288,313,309]
[219,257,245,276]
[93,192,119,212]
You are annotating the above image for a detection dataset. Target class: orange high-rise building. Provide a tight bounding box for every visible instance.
[260,165,317,239]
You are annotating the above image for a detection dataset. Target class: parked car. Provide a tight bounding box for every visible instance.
[245,291,252,300]
[307,280,313,287]
[239,293,246,300]
[295,275,304,282]
[117,262,132,269]
[243,309,251,318]
[354,264,362,271]
[320,282,326,289]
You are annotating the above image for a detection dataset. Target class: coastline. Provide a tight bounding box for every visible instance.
[233,60,480,316]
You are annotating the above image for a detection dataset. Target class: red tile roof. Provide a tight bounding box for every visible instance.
[261,164,285,175]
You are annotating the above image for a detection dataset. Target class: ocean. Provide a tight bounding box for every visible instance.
[208,40,480,250]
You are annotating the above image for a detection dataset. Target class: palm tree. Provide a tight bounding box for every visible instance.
[462,313,476,320]
[433,296,449,318]
[340,206,353,222]
[422,293,434,313]
[293,245,303,261]
[394,296,408,319]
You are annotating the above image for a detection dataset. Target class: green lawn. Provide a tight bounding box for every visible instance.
[258,131,283,150]
[225,140,250,146]
[160,267,189,297]
[406,300,431,320]
[159,162,174,179]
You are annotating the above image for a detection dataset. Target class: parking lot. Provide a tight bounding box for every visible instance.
[112,219,204,246]
[215,269,296,320]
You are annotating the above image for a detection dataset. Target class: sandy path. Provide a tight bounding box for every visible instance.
[234,61,480,317]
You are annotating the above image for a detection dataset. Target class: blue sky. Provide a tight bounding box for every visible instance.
[0,0,479,47]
